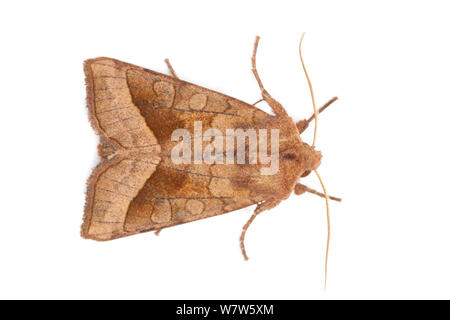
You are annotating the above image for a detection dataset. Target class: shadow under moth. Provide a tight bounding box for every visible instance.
[82,34,340,288]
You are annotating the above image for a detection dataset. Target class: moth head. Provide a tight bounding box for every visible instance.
[281,142,322,177]
[300,143,322,175]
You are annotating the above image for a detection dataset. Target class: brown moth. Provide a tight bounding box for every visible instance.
[82,35,340,286]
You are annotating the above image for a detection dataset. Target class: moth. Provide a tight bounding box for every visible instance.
[82,35,340,286]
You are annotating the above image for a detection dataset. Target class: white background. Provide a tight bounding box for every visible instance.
[1,0,449,299]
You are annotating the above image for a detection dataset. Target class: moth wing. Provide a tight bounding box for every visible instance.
[124,164,265,234]
[82,58,161,240]
[84,58,160,149]
[83,58,281,240]
[122,63,273,235]
[124,64,273,145]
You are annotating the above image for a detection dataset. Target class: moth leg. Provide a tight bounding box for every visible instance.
[164,58,179,79]
[251,36,288,116]
[154,229,162,236]
[295,183,342,202]
[252,98,264,106]
[240,199,282,260]
[296,97,338,133]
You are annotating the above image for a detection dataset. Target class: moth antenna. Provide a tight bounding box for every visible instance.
[299,33,319,147]
[313,169,331,291]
